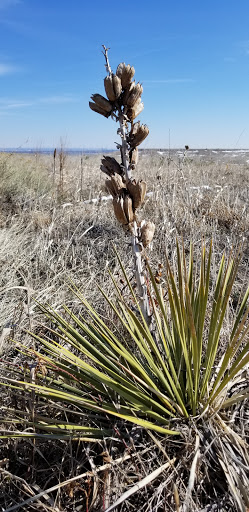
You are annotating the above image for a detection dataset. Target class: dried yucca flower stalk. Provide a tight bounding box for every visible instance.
[89,45,155,323]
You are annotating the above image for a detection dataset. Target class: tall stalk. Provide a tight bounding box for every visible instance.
[89,46,155,323]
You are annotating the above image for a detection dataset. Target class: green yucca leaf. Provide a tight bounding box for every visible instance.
[1,241,248,439]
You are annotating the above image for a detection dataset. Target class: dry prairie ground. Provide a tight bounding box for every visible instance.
[0,148,249,511]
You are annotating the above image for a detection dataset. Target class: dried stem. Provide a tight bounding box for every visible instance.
[91,46,152,323]
[117,110,151,323]
[102,45,112,75]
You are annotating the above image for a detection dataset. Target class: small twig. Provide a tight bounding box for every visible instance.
[102,45,112,75]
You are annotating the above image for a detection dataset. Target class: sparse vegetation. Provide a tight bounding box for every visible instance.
[0,48,249,512]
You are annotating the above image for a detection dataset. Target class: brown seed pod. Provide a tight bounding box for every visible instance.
[113,196,128,225]
[116,62,135,88]
[127,99,144,121]
[140,221,155,247]
[123,195,135,223]
[130,121,140,136]
[89,101,111,118]
[101,156,123,176]
[129,147,139,168]
[91,94,113,113]
[104,76,116,102]
[104,75,121,102]
[127,179,147,210]
[122,81,135,105]
[105,174,126,197]
[127,83,143,108]
[112,74,122,99]
[128,123,149,148]
[132,124,149,147]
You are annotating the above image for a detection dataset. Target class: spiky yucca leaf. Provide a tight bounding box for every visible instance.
[1,242,249,440]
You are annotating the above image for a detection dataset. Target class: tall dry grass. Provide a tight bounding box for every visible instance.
[1,149,249,346]
[0,148,249,511]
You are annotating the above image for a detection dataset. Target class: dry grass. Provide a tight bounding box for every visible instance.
[0,148,249,511]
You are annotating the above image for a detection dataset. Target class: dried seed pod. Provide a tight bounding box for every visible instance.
[113,196,128,225]
[122,81,135,105]
[130,121,140,136]
[101,156,123,176]
[128,123,149,148]
[89,101,111,118]
[127,179,147,210]
[104,76,116,102]
[104,75,122,101]
[133,124,149,147]
[127,83,143,108]
[91,94,113,113]
[127,99,144,121]
[112,74,122,99]
[140,221,155,247]
[123,195,135,223]
[105,174,126,197]
[116,62,135,88]
[129,147,138,168]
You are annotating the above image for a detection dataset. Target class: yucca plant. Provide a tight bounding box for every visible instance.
[2,241,249,429]
[1,244,249,507]
[1,46,249,510]
[1,240,249,507]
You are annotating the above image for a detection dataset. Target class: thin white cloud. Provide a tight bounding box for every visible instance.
[0,63,18,75]
[0,95,78,110]
[39,95,77,104]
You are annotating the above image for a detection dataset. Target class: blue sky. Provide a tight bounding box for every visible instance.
[1,0,249,149]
